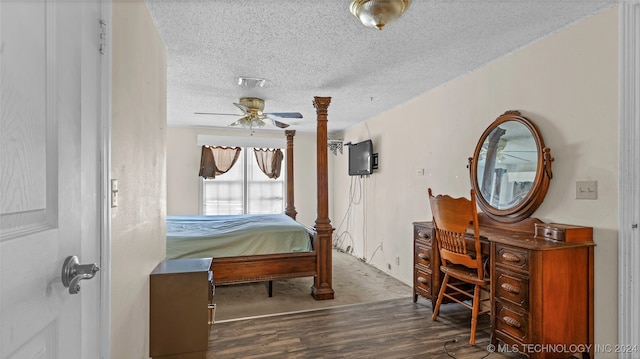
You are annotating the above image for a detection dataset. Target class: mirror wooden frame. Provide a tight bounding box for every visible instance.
[469,110,554,223]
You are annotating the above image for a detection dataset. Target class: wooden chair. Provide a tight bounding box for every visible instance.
[428,188,490,345]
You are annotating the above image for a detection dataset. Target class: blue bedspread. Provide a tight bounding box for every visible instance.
[166,214,312,259]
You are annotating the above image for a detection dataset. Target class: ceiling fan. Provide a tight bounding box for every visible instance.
[195,97,302,129]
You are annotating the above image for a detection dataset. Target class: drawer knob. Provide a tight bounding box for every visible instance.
[501,252,521,263]
[501,283,520,294]
[503,316,522,329]
[417,276,428,285]
[417,253,428,260]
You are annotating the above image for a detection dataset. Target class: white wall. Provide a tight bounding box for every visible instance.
[111,1,167,358]
[333,7,619,355]
[167,127,319,228]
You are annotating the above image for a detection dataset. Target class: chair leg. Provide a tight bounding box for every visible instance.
[432,274,449,321]
[469,284,481,346]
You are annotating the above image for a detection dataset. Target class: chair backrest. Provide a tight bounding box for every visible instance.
[428,188,484,280]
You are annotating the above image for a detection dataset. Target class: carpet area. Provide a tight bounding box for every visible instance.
[211,249,414,321]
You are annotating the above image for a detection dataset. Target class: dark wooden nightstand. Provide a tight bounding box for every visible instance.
[150,258,214,359]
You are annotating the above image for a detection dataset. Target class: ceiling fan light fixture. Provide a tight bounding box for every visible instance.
[236,116,265,128]
[350,0,410,30]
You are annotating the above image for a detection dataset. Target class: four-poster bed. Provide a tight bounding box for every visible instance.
[167,97,334,300]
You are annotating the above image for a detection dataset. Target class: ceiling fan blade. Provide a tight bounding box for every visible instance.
[194,112,243,116]
[265,112,303,119]
[270,119,290,129]
[233,102,250,113]
[503,153,533,162]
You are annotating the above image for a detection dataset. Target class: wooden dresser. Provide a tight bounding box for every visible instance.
[412,219,594,358]
[150,258,214,359]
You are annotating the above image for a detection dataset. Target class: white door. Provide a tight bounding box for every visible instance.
[0,1,104,358]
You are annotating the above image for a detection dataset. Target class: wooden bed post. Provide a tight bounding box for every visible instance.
[284,130,297,220]
[311,96,335,300]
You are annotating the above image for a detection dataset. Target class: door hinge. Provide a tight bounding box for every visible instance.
[99,19,107,55]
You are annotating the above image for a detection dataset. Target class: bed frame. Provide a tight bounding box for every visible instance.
[210,97,334,300]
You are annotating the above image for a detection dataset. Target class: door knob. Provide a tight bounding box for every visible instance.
[61,255,100,295]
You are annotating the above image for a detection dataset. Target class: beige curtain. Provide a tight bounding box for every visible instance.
[199,145,241,179]
[253,148,283,179]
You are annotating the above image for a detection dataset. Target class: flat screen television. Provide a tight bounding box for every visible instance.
[348,139,374,176]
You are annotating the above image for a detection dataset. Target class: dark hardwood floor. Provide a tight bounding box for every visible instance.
[206,297,524,359]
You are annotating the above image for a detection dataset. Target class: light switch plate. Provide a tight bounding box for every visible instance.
[576,180,597,200]
[111,191,118,207]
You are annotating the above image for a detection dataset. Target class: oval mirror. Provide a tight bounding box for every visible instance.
[469,111,553,223]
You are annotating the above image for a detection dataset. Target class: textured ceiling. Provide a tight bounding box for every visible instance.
[146,0,615,135]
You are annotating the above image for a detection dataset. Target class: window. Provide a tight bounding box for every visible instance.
[202,147,285,215]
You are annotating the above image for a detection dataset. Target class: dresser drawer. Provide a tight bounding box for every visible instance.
[415,243,432,270]
[495,244,529,272]
[414,227,432,244]
[495,270,529,310]
[495,301,529,342]
[414,267,432,298]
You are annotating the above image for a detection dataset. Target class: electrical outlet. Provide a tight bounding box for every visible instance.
[396,256,400,266]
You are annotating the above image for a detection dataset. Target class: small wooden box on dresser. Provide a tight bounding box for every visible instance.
[150,258,214,359]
